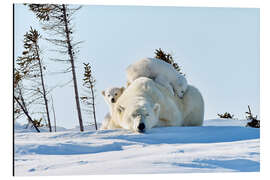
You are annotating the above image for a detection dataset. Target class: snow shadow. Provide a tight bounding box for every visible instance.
[174,159,260,172]
[101,126,259,145]
[15,142,132,155]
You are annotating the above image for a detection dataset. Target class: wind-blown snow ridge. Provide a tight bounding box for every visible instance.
[14,119,260,175]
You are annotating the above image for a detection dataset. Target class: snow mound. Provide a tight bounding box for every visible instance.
[14,119,260,175]
[14,122,67,133]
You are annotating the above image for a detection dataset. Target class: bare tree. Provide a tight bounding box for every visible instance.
[16,27,52,132]
[27,4,84,131]
[81,63,98,130]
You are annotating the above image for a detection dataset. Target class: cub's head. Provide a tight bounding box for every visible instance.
[102,87,125,104]
[177,88,186,99]
[114,101,160,133]
[176,74,188,99]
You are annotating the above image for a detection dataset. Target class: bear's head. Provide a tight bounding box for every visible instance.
[113,100,160,132]
[102,87,125,104]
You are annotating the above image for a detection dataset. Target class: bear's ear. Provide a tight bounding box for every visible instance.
[117,105,125,114]
[102,90,105,96]
[120,87,125,93]
[153,103,160,116]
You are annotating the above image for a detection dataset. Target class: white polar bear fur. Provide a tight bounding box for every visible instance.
[102,87,125,114]
[110,77,204,132]
[126,58,188,98]
[100,113,119,130]
[101,87,125,130]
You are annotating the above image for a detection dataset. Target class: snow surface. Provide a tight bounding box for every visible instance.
[14,119,260,176]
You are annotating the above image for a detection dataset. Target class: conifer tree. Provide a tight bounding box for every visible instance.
[14,69,40,132]
[14,70,25,120]
[14,80,30,127]
[16,27,52,132]
[27,4,84,131]
[81,63,98,130]
[217,112,234,119]
[154,48,183,74]
[246,105,260,128]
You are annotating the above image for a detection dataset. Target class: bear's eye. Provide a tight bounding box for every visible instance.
[145,113,149,117]
[115,93,117,96]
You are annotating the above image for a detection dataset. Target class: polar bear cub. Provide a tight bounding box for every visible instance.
[102,87,125,113]
[101,87,125,129]
[126,58,188,98]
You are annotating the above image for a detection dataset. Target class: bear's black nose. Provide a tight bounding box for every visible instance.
[111,98,115,103]
[138,123,145,132]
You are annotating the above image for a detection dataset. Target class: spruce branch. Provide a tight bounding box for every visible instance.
[154,48,183,74]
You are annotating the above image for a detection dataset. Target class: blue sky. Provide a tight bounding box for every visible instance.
[14,4,260,128]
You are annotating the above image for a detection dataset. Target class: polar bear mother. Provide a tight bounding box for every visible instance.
[110,77,204,132]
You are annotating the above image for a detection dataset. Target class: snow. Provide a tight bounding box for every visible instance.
[14,122,101,133]
[14,119,260,176]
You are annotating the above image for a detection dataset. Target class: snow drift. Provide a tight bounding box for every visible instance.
[14,119,260,175]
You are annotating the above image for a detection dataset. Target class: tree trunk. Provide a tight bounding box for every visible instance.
[62,4,84,132]
[90,85,98,130]
[35,44,52,132]
[17,85,31,128]
[14,96,40,133]
[51,95,57,132]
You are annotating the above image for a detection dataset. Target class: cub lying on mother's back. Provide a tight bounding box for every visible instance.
[126,58,188,98]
